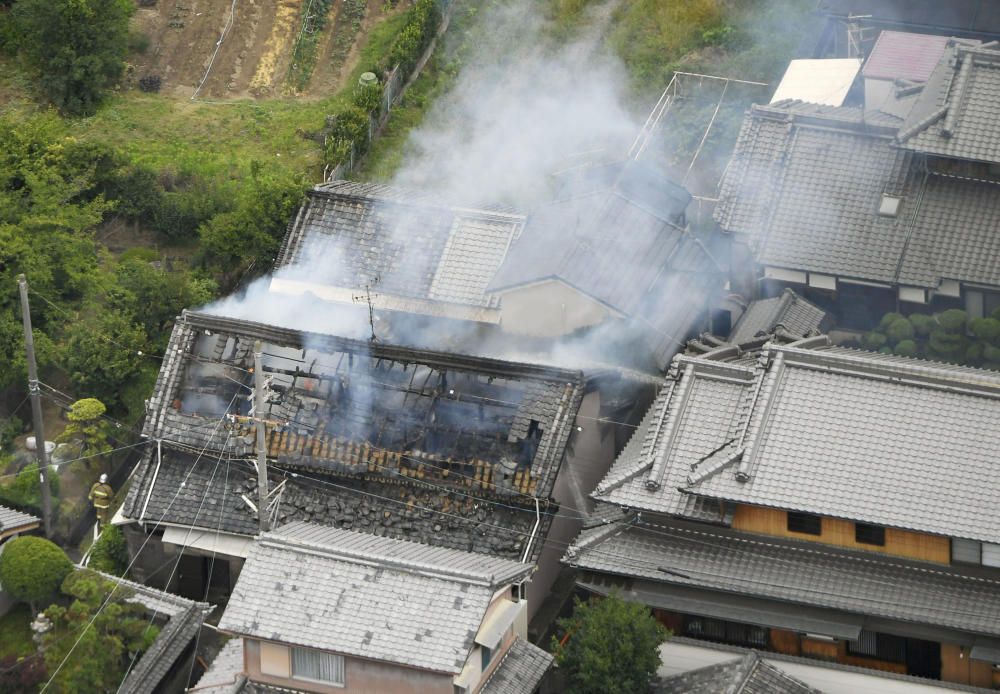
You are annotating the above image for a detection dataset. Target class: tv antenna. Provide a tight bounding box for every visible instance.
[353,275,380,343]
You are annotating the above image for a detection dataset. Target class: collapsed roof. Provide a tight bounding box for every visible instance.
[124,310,584,561]
[218,521,533,675]
[594,337,1000,545]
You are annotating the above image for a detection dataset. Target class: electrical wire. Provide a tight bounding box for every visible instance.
[39,394,241,693]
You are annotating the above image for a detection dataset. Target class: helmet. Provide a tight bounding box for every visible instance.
[99,474,108,484]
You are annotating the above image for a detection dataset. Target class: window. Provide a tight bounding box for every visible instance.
[683,616,768,648]
[855,523,885,546]
[787,512,822,536]
[291,647,345,685]
[481,645,493,671]
[952,539,1000,567]
[847,630,907,664]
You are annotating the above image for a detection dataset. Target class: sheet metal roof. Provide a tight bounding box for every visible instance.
[478,638,553,694]
[656,651,820,694]
[716,99,1000,290]
[862,31,950,82]
[565,520,1000,639]
[218,522,533,675]
[771,59,861,106]
[596,339,1000,545]
[899,42,1000,164]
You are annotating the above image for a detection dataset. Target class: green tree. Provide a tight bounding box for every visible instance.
[0,462,61,517]
[552,593,669,694]
[57,398,115,472]
[61,309,147,410]
[9,0,134,115]
[42,569,159,693]
[0,536,72,612]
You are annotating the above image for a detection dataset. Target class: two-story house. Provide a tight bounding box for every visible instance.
[205,521,550,694]
[716,40,1000,329]
[569,335,1000,689]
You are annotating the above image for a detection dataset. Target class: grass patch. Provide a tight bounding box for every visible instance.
[0,604,34,659]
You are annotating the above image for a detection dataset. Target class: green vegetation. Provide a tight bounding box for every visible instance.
[287,0,337,92]
[862,309,1000,369]
[552,593,670,694]
[88,525,129,576]
[0,604,34,659]
[0,605,43,694]
[42,569,159,693]
[4,0,133,114]
[0,536,73,611]
[0,462,61,518]
[329,0,368,73]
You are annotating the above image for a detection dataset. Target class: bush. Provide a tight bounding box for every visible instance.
[0,537,72,610]
[970,317,1000,343]
[893,339,918,357]
[984,344,1000,364]
[937,308,968,332]
[0,462,60,516]
[965,342,985,364]
[886,317,914,345]
[861,331,887,350]
[0,417,24,452]
[878,312,905,331]
[909,313,935,337]
[928,331,966,359]
[382,0,440,75]
[354,82,384,114]
[138,75,162,92]
[88,525,129,576]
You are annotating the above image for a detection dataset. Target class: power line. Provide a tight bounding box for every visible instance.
[39,394,241,692]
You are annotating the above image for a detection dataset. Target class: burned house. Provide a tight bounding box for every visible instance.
[568,336,1000,688]
[717,40,1000,329]
[269,161,722,372]
[118,310,584,617]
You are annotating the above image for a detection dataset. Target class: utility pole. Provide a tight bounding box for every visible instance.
[16,275,53,538]
[253,341,269,533]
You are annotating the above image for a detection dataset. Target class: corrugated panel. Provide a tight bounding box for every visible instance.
[983,542,1000,568]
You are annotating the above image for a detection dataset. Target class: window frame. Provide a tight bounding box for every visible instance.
[786,511,822,536]
[290,646,345,687]
[854,523,886,546]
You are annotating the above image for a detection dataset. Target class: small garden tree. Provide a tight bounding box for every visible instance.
[57,398,115,472]
[42,569,158,693]
[552,593,669,694]
[88,525,129,576]
[0,537,72,612]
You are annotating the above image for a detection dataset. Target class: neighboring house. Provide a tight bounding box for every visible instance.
[0,504,40,616]
[569,336,1000,688]
[271,162,722,372]
[656,651,820,694]
[99,571,212,694]
[717,41,1000,327]
[208,521,551,694]
[860,31,949,112]
[118,310,585,619]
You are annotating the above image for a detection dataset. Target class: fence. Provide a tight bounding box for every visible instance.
[322,0,454,182]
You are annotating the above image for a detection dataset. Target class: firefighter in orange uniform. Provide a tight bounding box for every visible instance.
[88,473,114,527]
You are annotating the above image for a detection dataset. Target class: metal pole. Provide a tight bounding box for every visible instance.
[16,275,53,538]
[253,341,269,533]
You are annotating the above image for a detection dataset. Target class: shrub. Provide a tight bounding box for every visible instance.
[984,344,1000,364]
[88,525,129,576]
[928,331,966,359]
[909,313,935,337]
[0,537,72,610]
[886,317,914,345]
[0,462,60,516]
[970,317,1000,343]
[354,82,384,114]
[937,308,968,332]
[878,312,905,331]
[861,331,887,350]
[893,339,918,357]
[138,75,162,92]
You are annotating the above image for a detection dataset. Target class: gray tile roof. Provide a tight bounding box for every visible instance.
[728,289,828,345]
[274,180,524,311]
[478,637,553,694]
[899,43,1000,164]
[96,571,211,694]
[191,638,245,694]
[0,504,39,533]
[595,338,1000,544]
[565,520,1000,639]
[715,99,1000,290]
[655,651,820,694]
[218,521,533,675]
[123,448,540,560]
